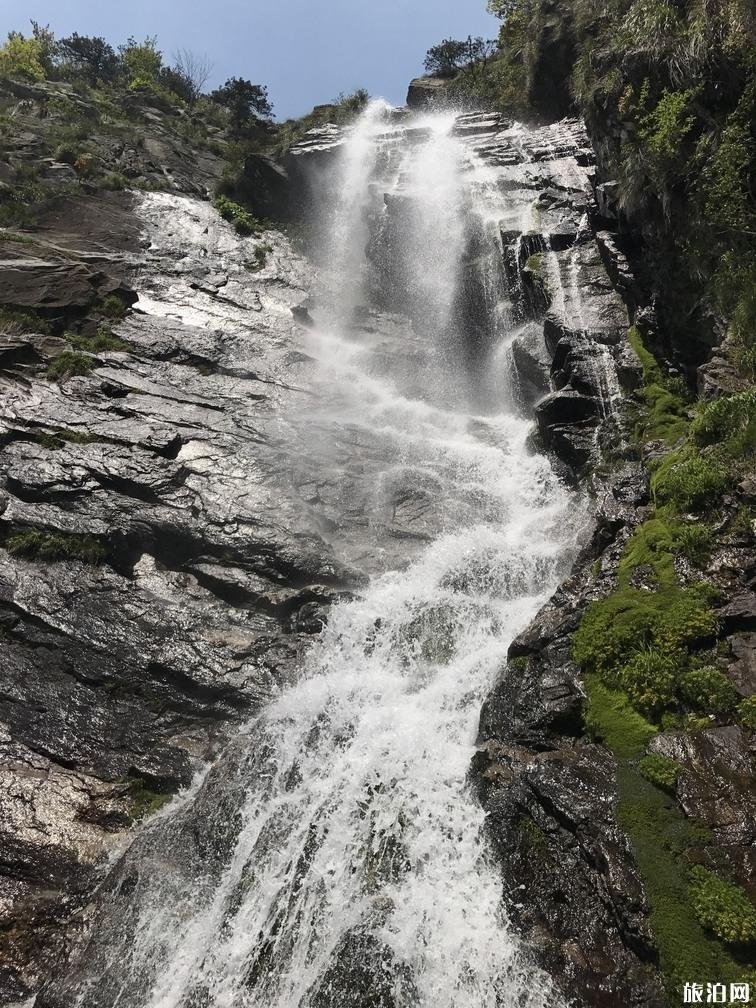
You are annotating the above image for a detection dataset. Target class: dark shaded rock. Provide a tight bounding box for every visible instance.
[649,727,756,895]
[510,323,551,408]
[476,741,664,1008]
[406,76,451,109]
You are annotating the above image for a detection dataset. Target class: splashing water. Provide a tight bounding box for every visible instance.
[55,103,587,1008]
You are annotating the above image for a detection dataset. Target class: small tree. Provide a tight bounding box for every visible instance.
[0,31,45,81]
[423,38,469,77]
[211,77,273,132]
[57,33,121,85]
[487,0,520,19]
[119,35,162,87]
[30,21,57,77]
[424,35,496,78]
[172,48,213,104]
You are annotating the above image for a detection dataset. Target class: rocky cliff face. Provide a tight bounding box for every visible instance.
[0,67,752,1008]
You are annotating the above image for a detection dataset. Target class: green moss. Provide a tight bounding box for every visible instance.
[213,195,260,236]
[5,529,106,564]
[639,753,681,791]
[627,327,689,444]
[510,655,529,673]
[583,676,748,997]
[126,775,172,820]
[738,695,756,730]
[46,351,96,382]
[520,815,549,854]
[583,675,657,759]
[35,428,104,450]
[615,764,745,997]
[679,666,738,714]
[573,585,718,680]
[689,866,756,945]
[524,253,544,273]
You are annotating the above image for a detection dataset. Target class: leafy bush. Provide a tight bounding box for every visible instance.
[213,195,260,235]
[738,695,756,730]
[0,31,45,81]
[46,351,96,382]
[639,753,681,791]
[692,391,756,450]
[120,36,162,84]
[679,667,738,714]
[652,451,730,512]
[689,866,756,945]
[618,647,680,715]
[6,529,105,564]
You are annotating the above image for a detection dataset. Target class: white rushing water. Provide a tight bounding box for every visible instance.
[62,104,586,1008]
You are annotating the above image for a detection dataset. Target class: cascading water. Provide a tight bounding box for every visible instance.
[49,103,589,1008]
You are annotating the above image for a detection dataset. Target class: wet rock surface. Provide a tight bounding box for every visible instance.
[477,466,668,1007]
[0,188,361,1001]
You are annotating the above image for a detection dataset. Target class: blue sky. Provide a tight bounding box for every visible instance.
[1,0,498,119]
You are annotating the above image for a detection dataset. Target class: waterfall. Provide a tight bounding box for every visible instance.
[48,103,588,1008]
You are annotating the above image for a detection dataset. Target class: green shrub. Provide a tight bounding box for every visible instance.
[573,585,718,678]
[652,451,730,512]
[54,143,79,166]
[213,195,260,235]
[0,31,45,81]
[101,295,128,320]
[689,866,756,945]
[46,351,96,382]
[692,391,756,448]
[679,667,738,714]
[618,647,680,715]
[639,753,681,791]
[6,529,105,564]
[738,695,756,730]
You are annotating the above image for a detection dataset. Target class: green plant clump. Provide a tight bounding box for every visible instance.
[639,753,681,791]
[652,450,730,513]
[100,294,129,320]
[689,866,756,945]
[68,327,131,353]
[679,667,738,714]
[627,326,690,444]
[213,195,260,235]
[46,351,97,382]
[5,529,106,564]
[573,585,718,680]
[738,695,756,730]
[126,775,172,820]
[0,307,52,337]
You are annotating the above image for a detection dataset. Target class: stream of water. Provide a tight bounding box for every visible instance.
[55,103,587,1008]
